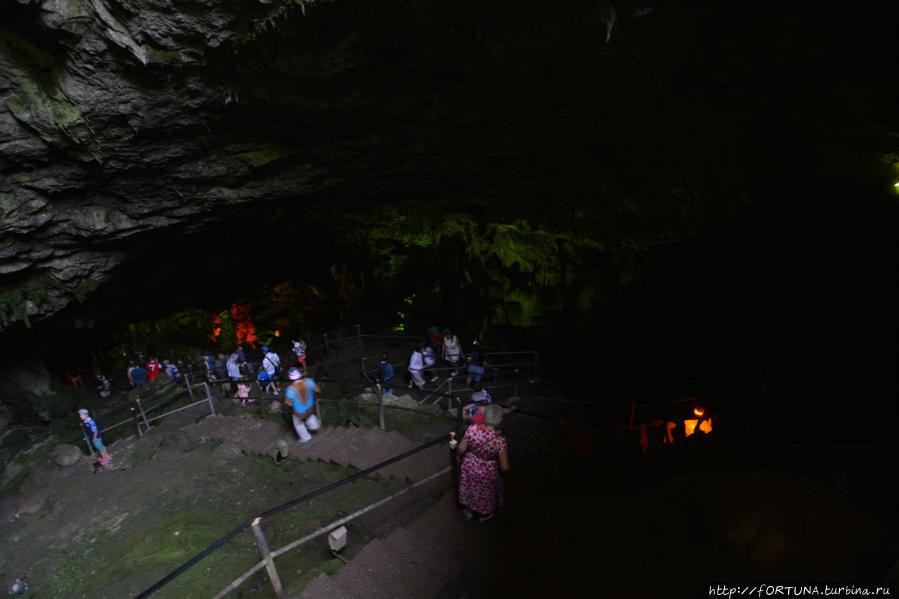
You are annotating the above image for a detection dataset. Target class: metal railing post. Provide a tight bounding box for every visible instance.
[323,333,330,355]
[204,383,216,415]
[136,397,151,432]
[532,351,538,379]
[81,425,98,458]
[456,396,463,434]
[378,384,385,431]
[184,373,194,401]
[356,323,362,345]
[250,517,284,598]
[447,378,453,411]
[361,356,368,385]
[514,368,519,397]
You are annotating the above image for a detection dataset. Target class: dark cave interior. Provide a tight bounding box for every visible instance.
[1,0,899,595]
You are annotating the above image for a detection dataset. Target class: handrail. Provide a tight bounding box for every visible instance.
[135,433,450,598]
[213,466,452,599]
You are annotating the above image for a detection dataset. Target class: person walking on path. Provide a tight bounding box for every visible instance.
[262,346,281,393]
[292,338,307,371]
[130,363,149,388]
[284,367,320,443]
[456,404,510,522]
[407,344,426,390]
[146,357,162,383]
[79,408,111,464]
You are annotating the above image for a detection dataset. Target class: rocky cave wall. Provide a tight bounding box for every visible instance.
[1,0,897,354]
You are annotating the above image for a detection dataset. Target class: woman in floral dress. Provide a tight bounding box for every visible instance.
[456,404,510,521]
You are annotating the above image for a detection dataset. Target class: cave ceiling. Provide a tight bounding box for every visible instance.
[1,0,898,333]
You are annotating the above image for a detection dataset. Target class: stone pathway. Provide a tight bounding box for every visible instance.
[183,415,450,483]
[297,490,489,599]
[179,414,486,599]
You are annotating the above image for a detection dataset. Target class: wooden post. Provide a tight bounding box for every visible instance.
[378,384,385,431]
[204,383,216,415]
[183,372,194,401]
[136,397,151,432]
[251,517,284,598]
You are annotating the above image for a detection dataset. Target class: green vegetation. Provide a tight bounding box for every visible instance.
[0,435,408,598]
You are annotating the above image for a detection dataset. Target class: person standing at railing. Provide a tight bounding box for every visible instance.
[284,367,320,443]
[466,339,486,387]
[201,352,214,380]
[422,344,440,382]
[378,352,394,395]
[226,353,241,394]
[442,329,462,376]
[407,344,426,390]
[456,404,510,522]
[234,345,248,365]
[79,408,111,464]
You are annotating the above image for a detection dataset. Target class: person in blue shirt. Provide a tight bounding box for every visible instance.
[130,364,149,388]
[163,360,181,382]
[378,353,394,395]
[284,367,321,443]
[257,369,273,394]
[79,408,111,463]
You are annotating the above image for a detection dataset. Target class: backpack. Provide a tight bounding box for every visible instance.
[283,380,306,407]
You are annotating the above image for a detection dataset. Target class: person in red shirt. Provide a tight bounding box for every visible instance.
[146,357,162,382]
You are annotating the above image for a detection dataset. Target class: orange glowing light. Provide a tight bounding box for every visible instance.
[231,301,258,347]
[275,330,280,337]
[693,406,705,418]
[685,418,713,437]
[210,315,222,341]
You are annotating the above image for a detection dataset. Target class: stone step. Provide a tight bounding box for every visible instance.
[330,537,446,599]
[383,526,461,580]
[298,572,355,599]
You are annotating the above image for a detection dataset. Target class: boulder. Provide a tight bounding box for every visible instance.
[212,442,243,459]
[52,443,84,467]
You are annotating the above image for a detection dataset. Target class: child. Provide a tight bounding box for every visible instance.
[78,409,111,464]
[292,338,307,371]
[236,381,252,407]
[257,368,274,394]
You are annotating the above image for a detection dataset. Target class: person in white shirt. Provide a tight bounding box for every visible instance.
[442,329,462,376]
[262,346,281,393]
[408,344,426,390]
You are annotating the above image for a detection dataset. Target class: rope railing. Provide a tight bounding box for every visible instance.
[135,433,452,598]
